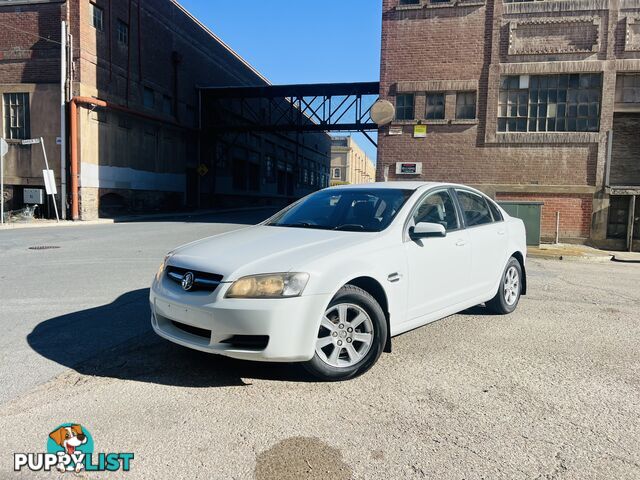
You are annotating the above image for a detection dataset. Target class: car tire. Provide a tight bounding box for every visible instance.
[303,285,387,381]
[486,257,522,315]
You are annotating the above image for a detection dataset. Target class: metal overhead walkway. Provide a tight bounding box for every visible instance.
[199,82,380,146]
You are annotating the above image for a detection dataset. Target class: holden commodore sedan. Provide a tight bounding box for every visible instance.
[150,182,526,380]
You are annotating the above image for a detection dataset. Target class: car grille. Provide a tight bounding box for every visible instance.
[171,321,211,339]
[221,335,269,350]
[166,266,223,292]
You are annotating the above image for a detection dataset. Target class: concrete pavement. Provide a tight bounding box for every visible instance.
[0,213,639,479]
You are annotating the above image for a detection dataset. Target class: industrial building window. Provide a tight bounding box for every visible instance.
[498,74,602,133]
[91,3,104,31]
[162,95,173,116]
[615,74,640,105]
[333,168,341,179]
[3,93,30,140]
[117,19,129,46]
[426,93,445,120]
[456,92,476,119]
[395,94,415,121]
[143,87,154,109]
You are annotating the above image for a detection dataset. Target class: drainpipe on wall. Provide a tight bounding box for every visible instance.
[60,21,67,219]
[69,96,193,220]
[628,195,636,253]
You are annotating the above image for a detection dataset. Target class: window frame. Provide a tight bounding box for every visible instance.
[143,87,155,109]
[455,91,477,120]
[333,168,341,179]
[426,92,445,120]
[395,93,415,121]
[498,73,602,133]
[91,3,104,31]
[3,92,30,140]
[116,19,129,46]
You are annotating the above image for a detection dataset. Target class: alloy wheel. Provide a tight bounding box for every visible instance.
[503,265,520,306]
[315,303,374,368]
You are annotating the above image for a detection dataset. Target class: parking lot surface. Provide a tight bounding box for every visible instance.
[0,212,638,479]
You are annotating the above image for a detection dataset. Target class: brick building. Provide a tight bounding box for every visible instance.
[0,0,330,220]
[330,135,376,185]
[378,0,640,251]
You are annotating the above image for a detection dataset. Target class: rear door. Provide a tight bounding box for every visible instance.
[403,189,473,321]
[454,189,508,297]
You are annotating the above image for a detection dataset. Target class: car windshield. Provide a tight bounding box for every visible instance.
[266,188,414,232]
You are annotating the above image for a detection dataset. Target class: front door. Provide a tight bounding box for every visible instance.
[404,189,473,321]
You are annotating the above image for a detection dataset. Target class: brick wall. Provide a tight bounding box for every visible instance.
[377,0,640,244]
[0,2,64,84]
[497,192,593,240]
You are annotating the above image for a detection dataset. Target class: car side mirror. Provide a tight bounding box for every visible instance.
[409,222,446,240]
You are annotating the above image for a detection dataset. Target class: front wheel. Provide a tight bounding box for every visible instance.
[486,257,522,314]
[303,285,387,381]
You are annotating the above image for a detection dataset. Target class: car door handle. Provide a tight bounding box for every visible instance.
[455,239,467,247]
[497,229,506,236]
[387,272,402,283]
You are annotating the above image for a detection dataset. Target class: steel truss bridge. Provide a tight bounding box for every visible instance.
[199,82,380,145]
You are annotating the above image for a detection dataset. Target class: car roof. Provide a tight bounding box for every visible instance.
[327,181,445,191]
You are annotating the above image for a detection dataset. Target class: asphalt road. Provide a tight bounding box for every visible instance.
[0,212,639,479]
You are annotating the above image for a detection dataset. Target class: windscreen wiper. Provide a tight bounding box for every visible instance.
[274,222,329,229]
[333,224,366,231]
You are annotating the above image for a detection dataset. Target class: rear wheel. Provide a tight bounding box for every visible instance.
[486,257,522,314]
[303,285,387,381]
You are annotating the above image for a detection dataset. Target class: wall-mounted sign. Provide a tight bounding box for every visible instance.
[413,124,427,138]
[21,138,41,145]
[388,126,403,136]
[395,162,422,175]
[43,169,57,195]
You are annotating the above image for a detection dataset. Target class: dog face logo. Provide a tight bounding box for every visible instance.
[181,271,194,291]
[49,425,87,455]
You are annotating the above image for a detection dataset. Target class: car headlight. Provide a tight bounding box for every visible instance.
[155,251,174,282]
[226,273,310,298]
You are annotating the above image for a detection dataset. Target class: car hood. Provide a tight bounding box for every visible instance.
[168,225,378,280]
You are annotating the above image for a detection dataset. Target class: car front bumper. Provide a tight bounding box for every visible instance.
[149,277,332,362]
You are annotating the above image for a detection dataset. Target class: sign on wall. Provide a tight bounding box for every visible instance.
[413,124,427,138]
[395,162,422,175]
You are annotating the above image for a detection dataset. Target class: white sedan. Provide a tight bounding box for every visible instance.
[150,182,527,380]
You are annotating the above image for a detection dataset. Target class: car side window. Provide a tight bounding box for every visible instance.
[412,190,459,231]
[456,190,493,227]
[487,199,503,222]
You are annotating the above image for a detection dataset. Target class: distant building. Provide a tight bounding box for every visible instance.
[378,0,640,251]
[330,136,376,185]
[0,0,330,220]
